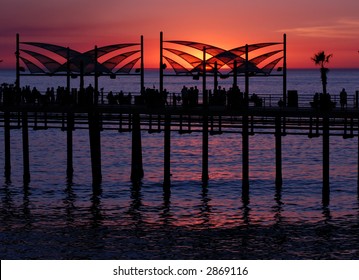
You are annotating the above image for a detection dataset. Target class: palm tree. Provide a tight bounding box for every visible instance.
[311,51,333,95]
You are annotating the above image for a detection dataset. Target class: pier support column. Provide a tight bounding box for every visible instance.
[202,46,209,186]
[357,119,359,194]
[131,113,144,182]
[66,112,74,179]
[22,111,30,184]
[202,113,209,185]
[4,112,11,179]
[164,113,171,188]
[275,117,283,188]
[322,117,330,205]
[88,111,102,188]
[242,115,249,198]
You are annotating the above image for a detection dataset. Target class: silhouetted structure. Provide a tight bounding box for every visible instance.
[2,33,359,207]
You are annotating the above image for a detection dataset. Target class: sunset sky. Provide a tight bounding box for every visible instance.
[1,0,359,69]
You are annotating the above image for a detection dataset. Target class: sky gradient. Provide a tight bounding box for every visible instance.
[1,0,359,69]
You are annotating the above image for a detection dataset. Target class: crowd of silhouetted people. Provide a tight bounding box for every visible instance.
[106,90,132,105]
[0,82,266,109]
[310,91,343,110]
[0,82,352,110]
[0,83,101,106]
[210,86,263,108]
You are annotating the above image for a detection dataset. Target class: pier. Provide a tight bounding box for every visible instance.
[1,100,359,205]
[1,33,359,205]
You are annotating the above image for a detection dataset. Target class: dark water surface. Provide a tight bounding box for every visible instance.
[1,129,359,259]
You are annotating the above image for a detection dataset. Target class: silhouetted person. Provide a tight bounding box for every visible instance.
[32,87,41,104]
[340,88,347,109]
[250,93,262,107]
[278,98,284,108]
[172,93,177,107]
[314,92,319,108]
[310,92,319,108]
[107,91,116,105]
[127,92,132,105]
[320,92,333,109]
[86,84,94,105]
[181,85,189,107]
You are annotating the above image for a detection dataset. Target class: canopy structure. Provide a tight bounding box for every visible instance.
[15,34,145,98]
[159,32,287,105]
[162,40,284,76]
[18,41,141,75]
[14,33,288,105]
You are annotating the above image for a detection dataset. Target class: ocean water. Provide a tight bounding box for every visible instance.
[1,69,359,259]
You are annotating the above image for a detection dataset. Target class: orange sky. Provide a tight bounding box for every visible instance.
[1,0,359,69]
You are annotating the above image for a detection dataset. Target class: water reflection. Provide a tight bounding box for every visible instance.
[90,193,103,227]
[322,206,332,223]
[241,196,251,225]
[1,181,14,230]
[22,184,32,229]
[127,181,144,227]
[273,185,283,225]
[92,183,102,197]
[160,188,172,226]
[198,186,212,227]
[64,181,76,224]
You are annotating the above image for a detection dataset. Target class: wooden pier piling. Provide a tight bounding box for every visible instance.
[131,113,144,182]
[322,117,330,205]
[242,114,250,197]
[4,112,11,179]
[358,118,359,193]
[22,112,30,184]
[242,44,250,198]
[275,116,283,188]
[66,112,74,179]
[164,113,171,188]
[202,47,209,185]
[202,114,209,185]
[358,123,359,193]
[88,111,102,187]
